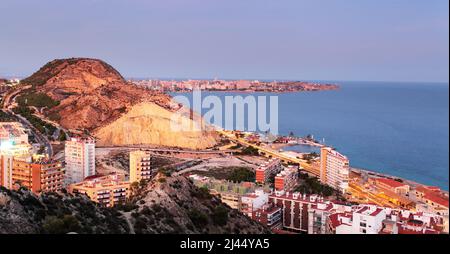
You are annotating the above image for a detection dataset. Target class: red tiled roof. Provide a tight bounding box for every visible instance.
[370,208,384,216]
[376,178,407,188]
[424,193,449,208]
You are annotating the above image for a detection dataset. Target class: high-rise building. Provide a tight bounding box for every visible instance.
[319,147,349,193]
[64,137,95,185]
[11,158,64,194]
[129,150,152,183]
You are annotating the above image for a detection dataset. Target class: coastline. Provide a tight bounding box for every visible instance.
[264,140,448,193]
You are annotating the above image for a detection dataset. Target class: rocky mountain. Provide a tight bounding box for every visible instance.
[0,187,130,234]
[0,175,270,234]
[124,174,270,234]
[20,58,217,149]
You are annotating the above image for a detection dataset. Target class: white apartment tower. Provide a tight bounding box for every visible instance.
[64,137,95,185]
[320,147,349,193]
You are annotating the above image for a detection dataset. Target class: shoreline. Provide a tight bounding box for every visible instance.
[272,142,449,192]
[350,167,449,195]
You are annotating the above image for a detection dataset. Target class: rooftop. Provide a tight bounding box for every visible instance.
[375,178,408,188]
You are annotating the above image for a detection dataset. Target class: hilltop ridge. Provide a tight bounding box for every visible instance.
[18,58,217,149]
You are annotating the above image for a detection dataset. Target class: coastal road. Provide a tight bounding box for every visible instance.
[217,129,320,176]
[97,146,234,155]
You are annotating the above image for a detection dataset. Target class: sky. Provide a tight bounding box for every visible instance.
[1,0,448,82]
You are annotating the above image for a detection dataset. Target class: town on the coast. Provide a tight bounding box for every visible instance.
[1,67,448,235]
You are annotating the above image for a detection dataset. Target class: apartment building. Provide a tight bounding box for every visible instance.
[327,204,445,234]
[414,186,449,215]
[0,154,13,189]
[255,158,283,184]
[269,191,329,233]
[240,189,270,216]
[129,150,152,183]
[0,122,29,146]
[11,157,64,194]
[69,173,130,207]
[320,147,349,193]
[274,166,298,191]
[64,137,95,185]
[0,123,33,190]
[252,204,283,230]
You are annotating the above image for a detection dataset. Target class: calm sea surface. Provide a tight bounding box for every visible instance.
[173,81,449,190]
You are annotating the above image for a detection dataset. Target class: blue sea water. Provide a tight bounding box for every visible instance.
[172,81,449,190]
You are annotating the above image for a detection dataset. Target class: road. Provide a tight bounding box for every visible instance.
[2,85,31,110]
[97,146,234,155]
[217,130,320,176]
[2,85,53,157]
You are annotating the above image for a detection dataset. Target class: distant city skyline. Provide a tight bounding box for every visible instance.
[1,0,449,83]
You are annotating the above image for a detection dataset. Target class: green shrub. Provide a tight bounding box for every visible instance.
[42,215,81,234]
[188,209,208,228]
[227,167,255,182]
[17,92,59,108]
[212,206,229,226]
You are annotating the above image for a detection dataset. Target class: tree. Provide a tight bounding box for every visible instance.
[212,206,229,226]
[42,215,81,234]
[227,167,255,182]
[188,209,208,228]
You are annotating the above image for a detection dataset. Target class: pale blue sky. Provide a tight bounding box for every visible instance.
[1,0,448,82]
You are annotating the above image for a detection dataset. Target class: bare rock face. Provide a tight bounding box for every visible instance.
[21,58,217,148]
[95,102,217,149]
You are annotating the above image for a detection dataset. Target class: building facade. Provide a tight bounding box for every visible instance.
[320,147,349,193]
[240,189,270,216]
[11,158,64,194]
[252,204,283,230]
[0,154,13,189]
[255,158,283,184]
[64,137,95,185]
[69,173,130,207]
[129,150,152,183]
[274,166,298,191]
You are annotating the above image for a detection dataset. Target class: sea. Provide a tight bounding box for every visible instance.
[172,81,449,190]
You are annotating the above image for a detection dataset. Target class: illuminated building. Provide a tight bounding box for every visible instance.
[64,137,95,185]
[0,122,33,189]
[0,122,29,146]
